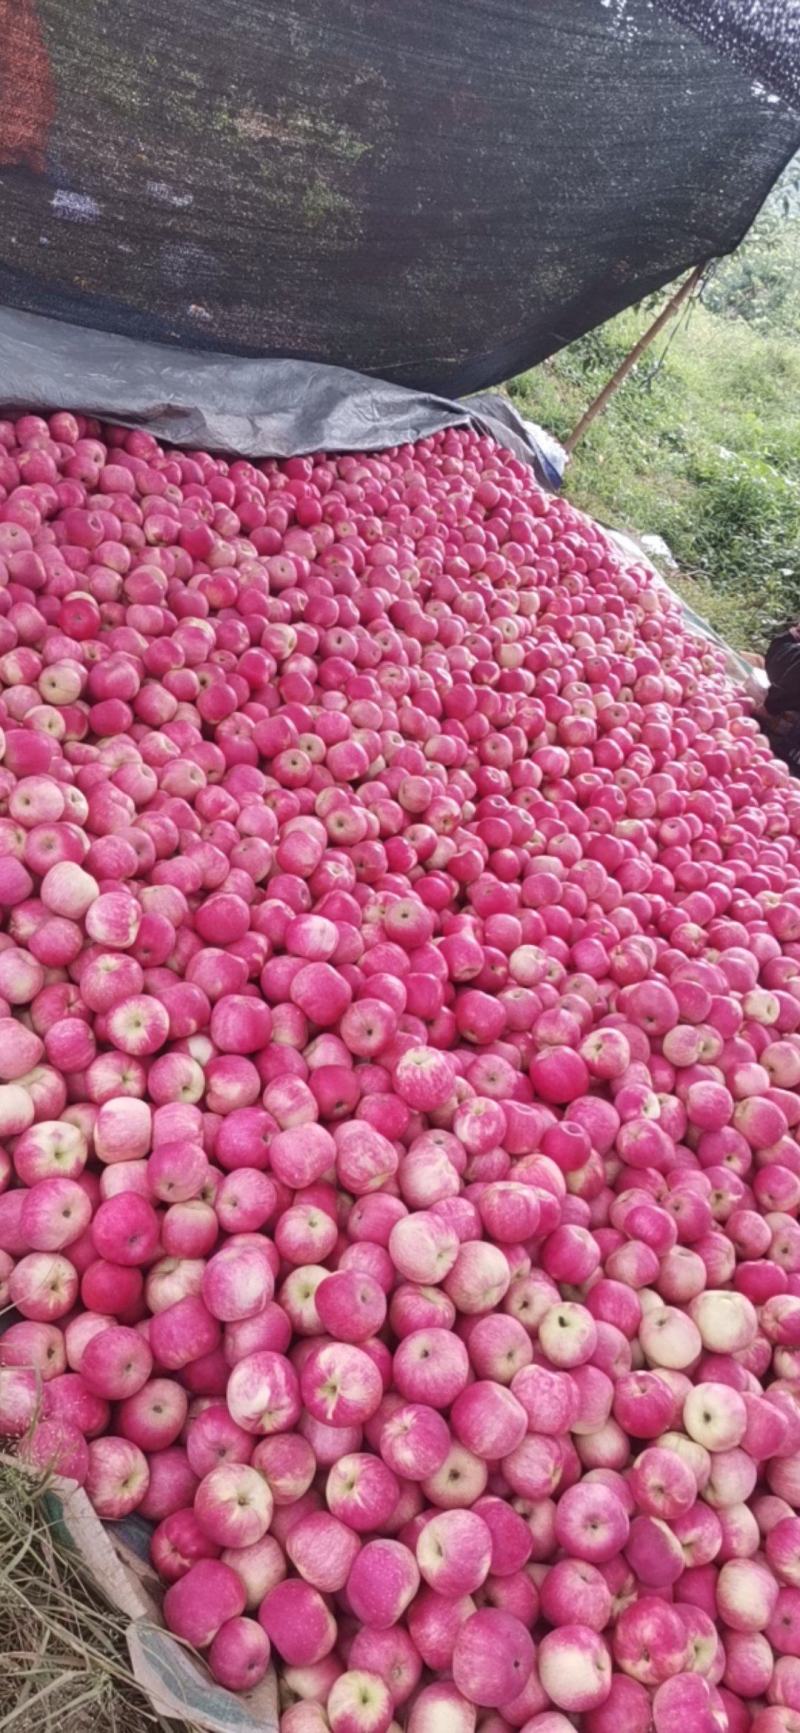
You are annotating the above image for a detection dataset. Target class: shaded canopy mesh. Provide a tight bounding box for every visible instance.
[0,0,797,397]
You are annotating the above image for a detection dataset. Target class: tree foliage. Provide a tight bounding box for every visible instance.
[702,158,800,331]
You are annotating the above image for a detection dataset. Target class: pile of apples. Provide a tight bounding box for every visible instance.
[0,412,799,1732]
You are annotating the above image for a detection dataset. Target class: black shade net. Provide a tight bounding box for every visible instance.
[0,0,797,403]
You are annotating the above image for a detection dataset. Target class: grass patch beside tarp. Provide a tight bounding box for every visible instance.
[509,180,800,654]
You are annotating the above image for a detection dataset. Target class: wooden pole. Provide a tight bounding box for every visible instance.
[564,264,706,455]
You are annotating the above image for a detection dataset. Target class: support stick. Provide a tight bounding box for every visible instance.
[564,264,707,454]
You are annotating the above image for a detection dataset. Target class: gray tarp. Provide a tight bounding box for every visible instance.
[0,306,565,483]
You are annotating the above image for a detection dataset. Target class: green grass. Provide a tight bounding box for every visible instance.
[508,264,800,651]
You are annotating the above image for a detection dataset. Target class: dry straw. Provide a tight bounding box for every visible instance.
[0,1459,180,1733]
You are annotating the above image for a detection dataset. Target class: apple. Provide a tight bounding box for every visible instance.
[227,1351,302,1435]
[19,1416,90,1483]
[316,1270,387,1343]
[138,1446,199,1522]
[539,1302,597,1368]
[258,1579,337,1665]
[85,1436,149,1518]
[407,1585,476,1670]
[202,1242,275,1323]
[717,1557,780,1631]
[299,1342,383,1428]
[347,1628,422,1707]
[149,1297,222,1371]
[450,1382,527,1460]
[91,1193,160,1265]
[286,1510,361,1592]
[689,1291,758,1354]
[208,1616,271,1691]
[444,1242,511,1315]
[625,1515,686,1587]
[326,1452,399,1532]
[251,1432,316,1504]
[407,1684,476,1733]
[629,1446,697,1519]
[652,1673,727,1733]
[94,1096,152,1164]
[466,1315,533,1384]
[345,1538,420,1629]
[0,1320,66,1381]
[0,1366,39,1436]
[539,1557,613,1632]
[612,1595,690,1685]
[537,1625,612,1713]
[9,1252,78,1321]
[163,1558,246,1648]
[554,1482,630,1563]
[20,1176,92,1251]
[451,1608,535,1708]
[81,1325,152,1400]
[194,1461,273,1548]
[327,1671,393,1733]
[416,1508,492,1596]
[639,1305,703,1370]
[221,1534,287,1609]
[420,1441,488,1509]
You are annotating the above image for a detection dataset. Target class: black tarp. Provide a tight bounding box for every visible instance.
[0,0,798,398]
